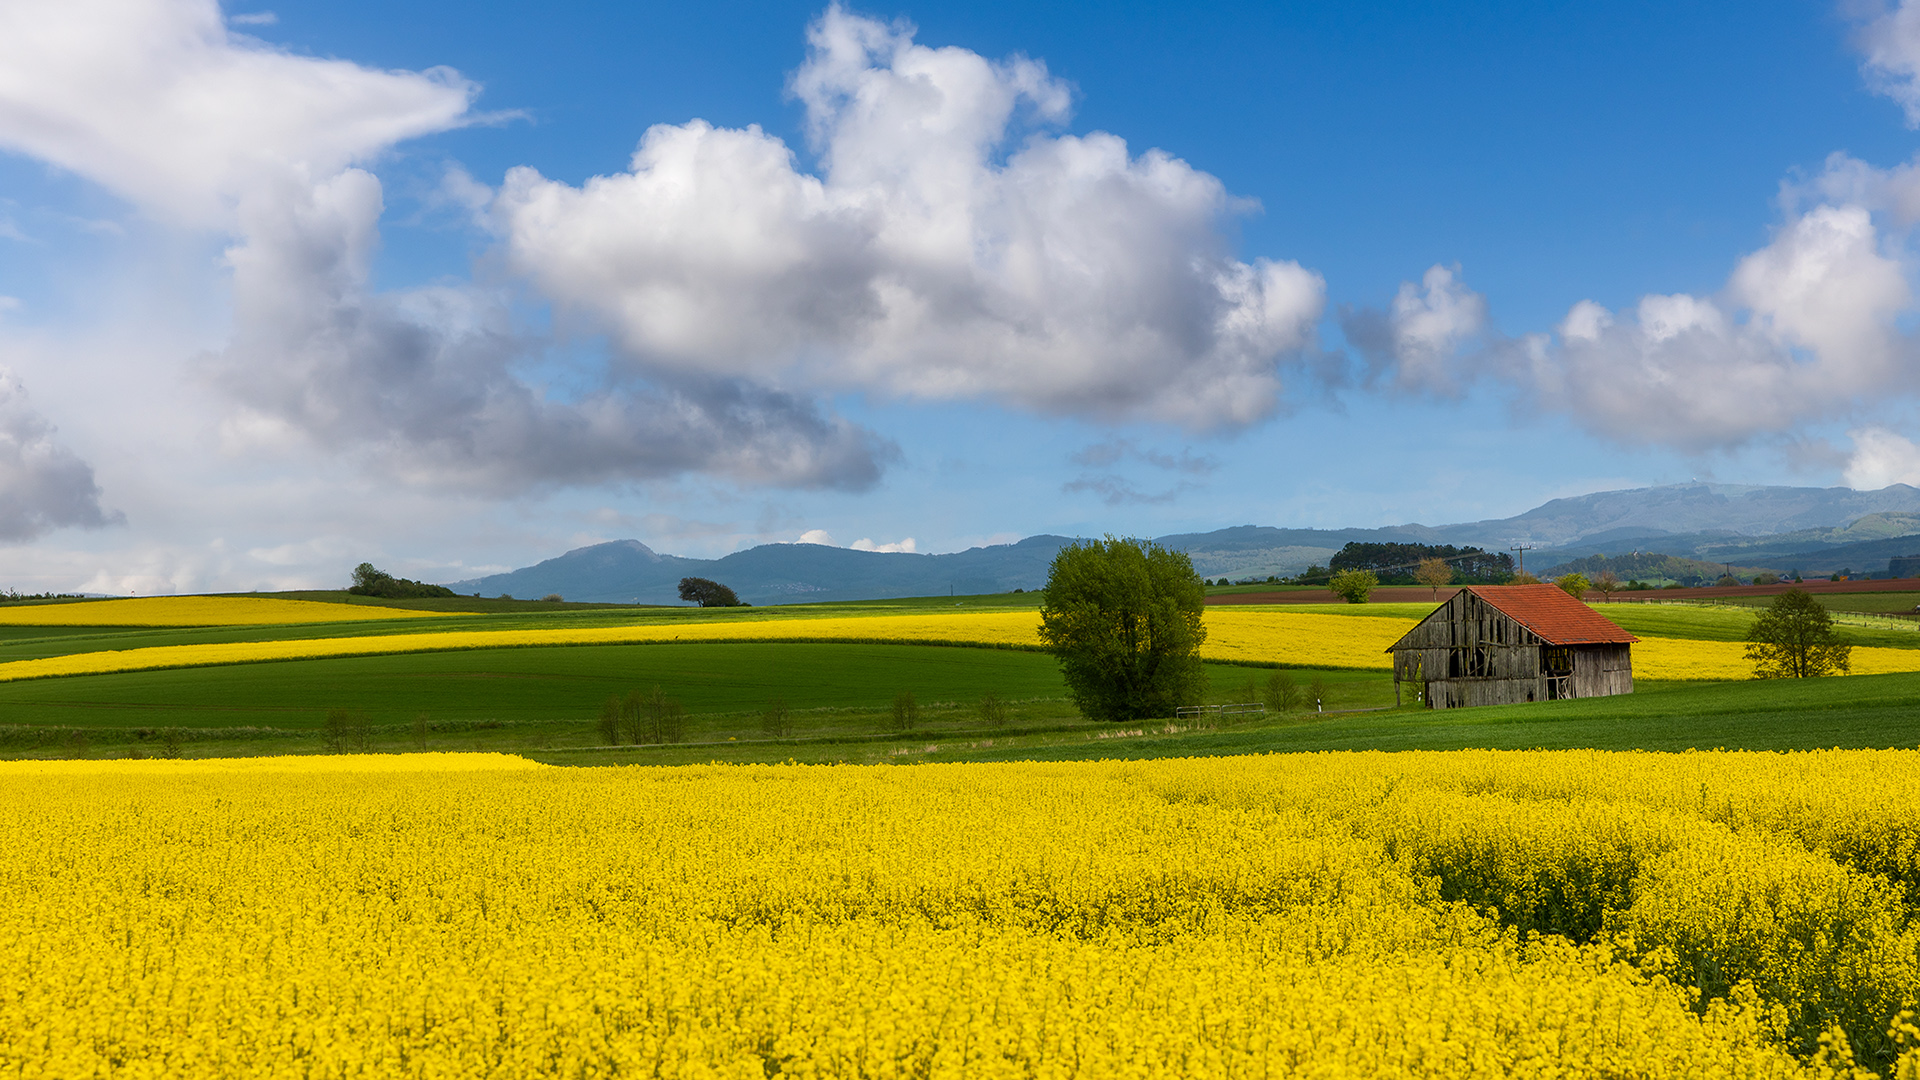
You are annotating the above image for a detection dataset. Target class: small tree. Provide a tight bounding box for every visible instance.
[1038,536,1208,722]
[889,690,919,731]
[977,693,1009,728]
[598,696,623,745]
[678,577,745,607]
[1593,571,1620,602]
[1510,572,1541,585]
[1745,588,1852,678]
[1555,572,1591,599]
[761,697,793,738]
[641,685,685,743]
[1414,557,1453,600]
[1262,669,1300,713]
[1308,673,1328,712]
[1328,569,1378,604]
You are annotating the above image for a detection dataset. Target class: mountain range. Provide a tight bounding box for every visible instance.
[446,482,1920,604]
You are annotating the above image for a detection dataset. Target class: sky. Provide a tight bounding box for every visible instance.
[8,1,1920,592]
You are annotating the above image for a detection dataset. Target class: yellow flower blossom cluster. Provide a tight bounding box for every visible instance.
[0,595,444,627]
[3,750,1917,1077]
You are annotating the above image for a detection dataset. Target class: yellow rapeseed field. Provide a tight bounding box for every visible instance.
[3,750,1917,1077]
[0,595,446,627]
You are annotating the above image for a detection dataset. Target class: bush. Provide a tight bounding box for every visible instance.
[598,697,622,745]
[1037,536,1207,723]
[1328,569,1378,604]
[541,593,564,603]
[1308,674,1328,711]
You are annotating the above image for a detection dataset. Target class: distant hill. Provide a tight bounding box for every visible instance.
[447,482,1920,605]
[1425,483,1920,549]
[450,536,1077,605]
[1536,552,1778,586]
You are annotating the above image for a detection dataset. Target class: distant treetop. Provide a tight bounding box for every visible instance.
[678,577,748,607]
[349,563,455,600]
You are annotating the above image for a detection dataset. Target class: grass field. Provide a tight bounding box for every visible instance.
[0,589,1916,765]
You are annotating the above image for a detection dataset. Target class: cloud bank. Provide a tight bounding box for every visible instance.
[0,0,897,497]
[210,167,893,493]
[495,5,1325,429]
[0,0,1333,512]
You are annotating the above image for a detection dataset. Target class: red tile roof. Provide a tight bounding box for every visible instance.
[1465,584,1639,645]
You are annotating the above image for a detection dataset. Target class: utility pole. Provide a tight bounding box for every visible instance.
[1510,544,1534,578]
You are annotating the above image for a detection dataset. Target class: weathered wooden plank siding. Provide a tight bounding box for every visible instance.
[1569,642,1633,698]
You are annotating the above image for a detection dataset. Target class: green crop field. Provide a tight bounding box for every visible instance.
[1,588,1914,766]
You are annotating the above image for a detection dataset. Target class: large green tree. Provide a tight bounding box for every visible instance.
[1038,536,1207,722]
[1745,588,1852,678]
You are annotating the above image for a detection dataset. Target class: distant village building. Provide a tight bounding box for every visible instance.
[1386,584,1637,709]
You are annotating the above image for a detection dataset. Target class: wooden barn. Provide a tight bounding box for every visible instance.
[1387,584,1638,709]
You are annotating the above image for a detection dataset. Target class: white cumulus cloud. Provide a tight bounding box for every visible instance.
[849,536,916,553]
[1857,0,1920,126]
[1525,197,1910,450]
[1341,264,1488,394]
[1844,426,1920,488]
[493,5,1325,429]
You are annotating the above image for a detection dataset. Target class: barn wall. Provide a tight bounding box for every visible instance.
[1569,643,1633,698]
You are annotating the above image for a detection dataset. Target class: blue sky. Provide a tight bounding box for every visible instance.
[4,1,1920,592]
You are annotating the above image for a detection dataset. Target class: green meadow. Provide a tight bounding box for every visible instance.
[0,589,1915,764]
